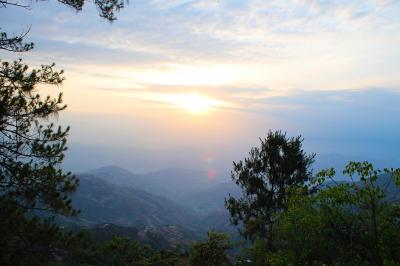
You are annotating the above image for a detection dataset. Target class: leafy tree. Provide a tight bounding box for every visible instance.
[189,231,232,266]
[270,162,400,265]
[225,130,315,245]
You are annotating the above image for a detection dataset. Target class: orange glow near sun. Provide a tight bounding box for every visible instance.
[164,94,225,114]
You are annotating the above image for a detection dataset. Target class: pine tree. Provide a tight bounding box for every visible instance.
[225,130,315,245]
[0,0,125,264]
[0,59,79,264]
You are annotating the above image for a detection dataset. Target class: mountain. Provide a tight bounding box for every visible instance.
[69,174,199,230]
[86,166,224,202]
[69,167,242,234]
[85,166,169,197]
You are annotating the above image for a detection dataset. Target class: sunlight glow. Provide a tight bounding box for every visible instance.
[164,94,224,114]
[120,91,229,115]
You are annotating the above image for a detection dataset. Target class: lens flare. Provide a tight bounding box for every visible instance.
[207,169,217,181]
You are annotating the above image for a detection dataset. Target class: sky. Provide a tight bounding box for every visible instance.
[2,0,400,176]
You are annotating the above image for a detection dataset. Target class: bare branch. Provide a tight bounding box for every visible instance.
[0,0,31,9]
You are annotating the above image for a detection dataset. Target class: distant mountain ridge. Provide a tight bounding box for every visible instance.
[85,165,225,203]
[69,174,199,230]
[67,166,240,235]
[85,166,169,197]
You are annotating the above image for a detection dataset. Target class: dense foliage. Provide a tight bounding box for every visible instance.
[189,231,232,266]
[242,162,400,265]
[63,235,180,266]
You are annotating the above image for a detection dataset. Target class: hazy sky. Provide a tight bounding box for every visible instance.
[2,0,400,174]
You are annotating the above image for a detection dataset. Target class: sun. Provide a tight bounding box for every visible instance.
[167,94,223,114]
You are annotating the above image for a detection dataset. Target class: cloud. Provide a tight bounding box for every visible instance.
[4,0,399,65]
[2,0,400,160]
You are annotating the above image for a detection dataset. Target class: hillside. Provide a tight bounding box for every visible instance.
[69,174,199,230]
[64,168,243,239]
[85,166,170,197]
[86,166,229,205]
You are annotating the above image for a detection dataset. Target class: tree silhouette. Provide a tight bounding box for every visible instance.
[0,59,79,264]
[0,0,125,263]
[225,130,315,246]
